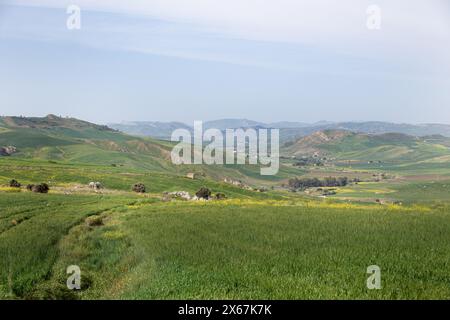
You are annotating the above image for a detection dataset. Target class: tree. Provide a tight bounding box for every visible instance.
[32,183,49,193]
[9,179,21,188]
[196,187,211,199]
[132,183,146,193]
[214,192,227,200]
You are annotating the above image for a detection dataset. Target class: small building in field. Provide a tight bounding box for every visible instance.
[186,172,199,180]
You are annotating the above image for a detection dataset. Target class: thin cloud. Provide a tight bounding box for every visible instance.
[1,0,449,73]
[4,0,450,45]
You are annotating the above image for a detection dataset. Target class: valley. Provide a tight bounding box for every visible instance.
[1,115,450,299]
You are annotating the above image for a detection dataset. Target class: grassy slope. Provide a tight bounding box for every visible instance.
[282,131,450,204]
[0,119,300,186]
[284,131,450,163]
[112,203,450,299]
[0,193,136,298]
[2,195,450,299]
[2,117,450,299]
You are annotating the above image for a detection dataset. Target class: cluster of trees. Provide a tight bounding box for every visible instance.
[293,158,324,167]
[288,176,348,190]
[196,188,227,200]
[9,179,50,193]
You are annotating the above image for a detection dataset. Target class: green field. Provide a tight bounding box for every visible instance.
[1,193,450,300]
[1,116,450,299]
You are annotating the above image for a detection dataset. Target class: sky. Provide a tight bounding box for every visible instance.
[0,0,449,125]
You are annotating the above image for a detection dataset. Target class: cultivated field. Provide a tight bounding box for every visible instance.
[1,117,450,299]
[1,191,449,299]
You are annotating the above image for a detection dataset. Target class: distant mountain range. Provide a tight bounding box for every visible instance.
[108,121,191,139]
[109,119,450,141]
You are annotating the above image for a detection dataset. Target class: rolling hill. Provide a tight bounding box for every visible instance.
[0,115,174,170]
[283,129,450,162]
[0,115,300,185]
[2,115,450,188]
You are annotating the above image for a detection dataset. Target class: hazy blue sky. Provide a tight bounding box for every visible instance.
[1,0,450,124]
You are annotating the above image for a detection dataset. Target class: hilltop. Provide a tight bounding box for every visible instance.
[0,114,174,170]
[1,114,113,132]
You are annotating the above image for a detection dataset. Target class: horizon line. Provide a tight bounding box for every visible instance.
[2,114,450,127]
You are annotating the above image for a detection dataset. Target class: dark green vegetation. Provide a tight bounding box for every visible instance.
[1,115,450,299]
[288,176,349,190]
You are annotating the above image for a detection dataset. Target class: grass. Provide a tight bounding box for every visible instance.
[113,203,450,299]
[0,193,138,298]
[2,197,449,299]
[1,149,449,299]
[1,118,450,299]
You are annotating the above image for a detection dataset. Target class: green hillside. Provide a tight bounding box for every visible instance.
[284,130,450,162]
[2,116,450,300]
[2,117,450,195]
[0,115,304,186]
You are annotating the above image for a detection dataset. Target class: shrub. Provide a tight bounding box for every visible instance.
[32,183,49,193]
[196,187,211,199]
[214,192,227,200]
[26,184,34,191]
[9,179,21,188]
[86,215,103,227]
[132,183,146,193]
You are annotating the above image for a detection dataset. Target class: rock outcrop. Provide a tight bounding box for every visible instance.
[0,146,17,156]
